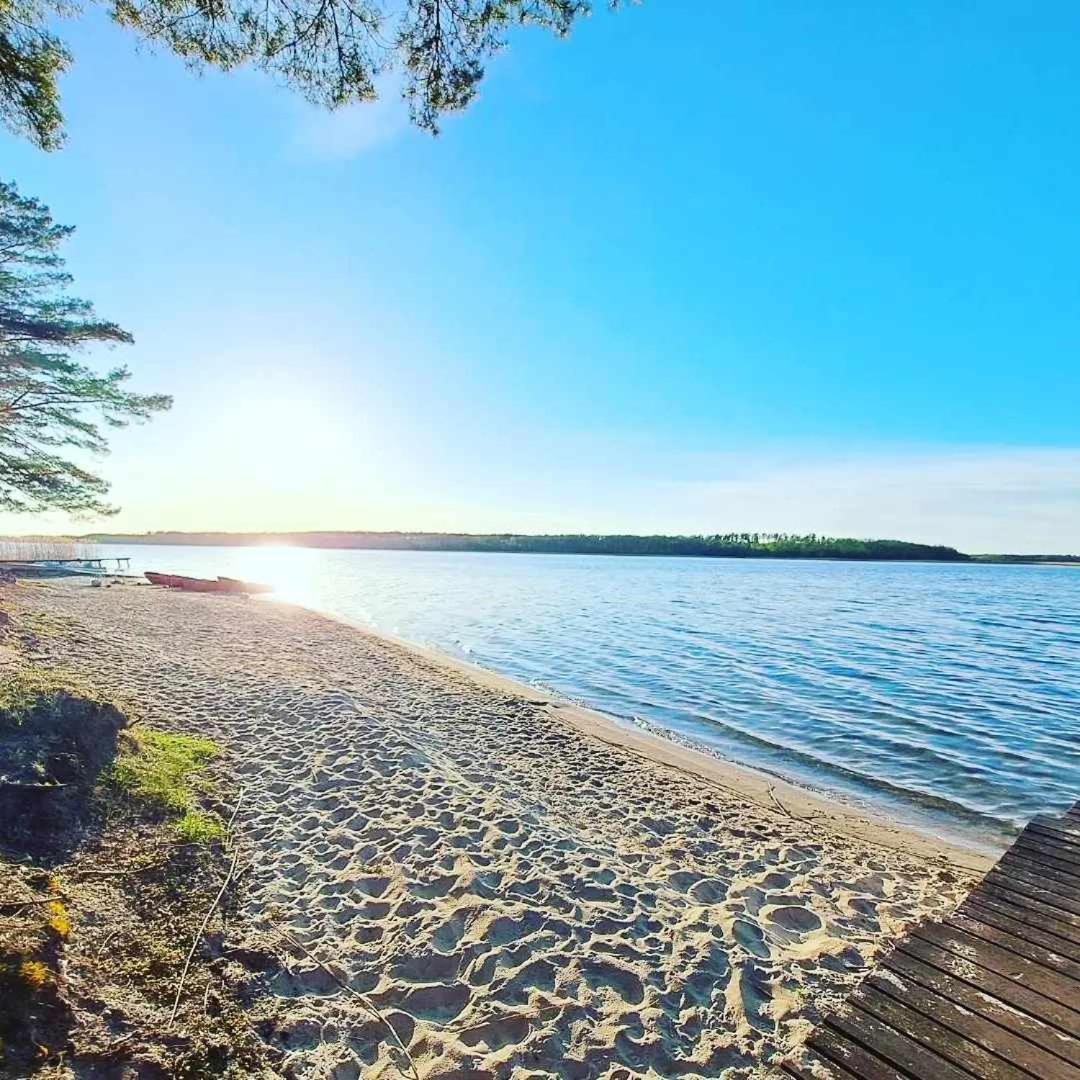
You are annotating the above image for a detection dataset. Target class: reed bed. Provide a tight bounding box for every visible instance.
[0,538,99,562]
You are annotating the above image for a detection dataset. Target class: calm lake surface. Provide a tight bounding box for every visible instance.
[101,546,1079,850]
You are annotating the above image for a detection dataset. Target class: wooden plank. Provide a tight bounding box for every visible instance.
[897,934,1080,1038]
[995,858,1080,910]
[1014,834,1080,874]
[863,970,1079,1080]
[967,889,1080,950]
[1028,821,1080,855]
[986,865,1080,918]
[1001,851,1080,893]
[979,879,1080,935]
[1033,810,1080,829]
[985,865,1080,920]
[967,885,1080,954]
[1023,820,1080,846]
[1033,816,1080,841]
[781,1047,861,1080]
[945,910,1080,986]
[789,806,1080,1080]
[806,1025,908,1080]
[883,945,1080,1068]
[848,984,1024,1080]
[824,1001,972,1080]
[912,920,1080,1009]
[1011,848,1080,890]
[1037,814,1080,839]
[1020,824,1080,860]
[1005,846,1080,886]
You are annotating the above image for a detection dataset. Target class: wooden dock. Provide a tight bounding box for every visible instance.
[0,556,130,568]
[783,801,1080,1080]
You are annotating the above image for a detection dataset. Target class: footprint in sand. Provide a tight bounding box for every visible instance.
[766,905,823,933]
[269,964,340,998]
[733,918,771,958]
[397,981,471,1022]
[580,959,646,1005]
[667,870,702,892]
[457,1012,530,1051]
[432,906,480,952]
[24,583,982,1079]
[760,872,792,890]
[393,949,461,983]
[688,877,728,904]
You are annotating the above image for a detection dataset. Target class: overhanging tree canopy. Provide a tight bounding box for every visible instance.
[1,0,607,149]
[0,180,171,514]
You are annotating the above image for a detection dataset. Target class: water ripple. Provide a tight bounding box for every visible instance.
[105,546,1080,850]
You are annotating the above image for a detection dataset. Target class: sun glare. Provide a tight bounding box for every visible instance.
[219,544,323,609]
[225,397,350,481]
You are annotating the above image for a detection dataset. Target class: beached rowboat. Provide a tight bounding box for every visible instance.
[145,572,272,594]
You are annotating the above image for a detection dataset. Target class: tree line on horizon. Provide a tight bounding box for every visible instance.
[80,530,973,561]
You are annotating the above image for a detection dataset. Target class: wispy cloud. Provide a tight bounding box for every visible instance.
[2,440,1076,556]
[669,447,1080,553]
[294,80,409,158]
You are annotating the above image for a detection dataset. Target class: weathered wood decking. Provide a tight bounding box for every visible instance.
[783,801,1080,1080]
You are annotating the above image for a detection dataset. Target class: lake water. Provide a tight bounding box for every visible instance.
[100,545,1080,851]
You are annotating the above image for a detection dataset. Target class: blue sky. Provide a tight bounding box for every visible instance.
[3,1,1078,551]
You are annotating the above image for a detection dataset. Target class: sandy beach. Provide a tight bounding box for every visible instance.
[6,580,991,1078]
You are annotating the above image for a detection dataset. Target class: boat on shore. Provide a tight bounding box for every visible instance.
[145,572,272,594]
[0,558,132,578]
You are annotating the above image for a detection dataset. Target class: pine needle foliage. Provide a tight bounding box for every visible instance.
[0,180,171,514]
[2,0,614,148]
[0,0,71,149]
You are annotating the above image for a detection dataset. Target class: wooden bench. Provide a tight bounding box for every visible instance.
[782,801,1080,1080]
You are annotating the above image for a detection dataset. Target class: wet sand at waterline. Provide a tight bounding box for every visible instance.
[8,580,989,1078]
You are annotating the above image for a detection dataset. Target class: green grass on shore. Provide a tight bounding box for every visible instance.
[108,730,225,843]
[0,666,111,728]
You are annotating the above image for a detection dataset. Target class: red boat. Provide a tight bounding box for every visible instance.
[216,576,273,594]
[145,572,272,595]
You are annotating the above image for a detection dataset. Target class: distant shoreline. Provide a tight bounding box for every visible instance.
[71,531,1078,564]
[77,530,980,562]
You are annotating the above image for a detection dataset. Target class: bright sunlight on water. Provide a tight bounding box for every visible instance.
[104,545,1080,851]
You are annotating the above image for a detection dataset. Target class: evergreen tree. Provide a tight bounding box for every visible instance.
[0,0,69,149]
[1,0,605,149]
[0,180,170,513]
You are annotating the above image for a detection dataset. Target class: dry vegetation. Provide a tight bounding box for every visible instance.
[0,540,97,563]
[0,582,279,1078]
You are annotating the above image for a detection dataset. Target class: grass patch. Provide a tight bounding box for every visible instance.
[108,730,224,843]
[175,810,225,844]
[18,610,81,639]
[0,667,80,727]
[0,664,124,730]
